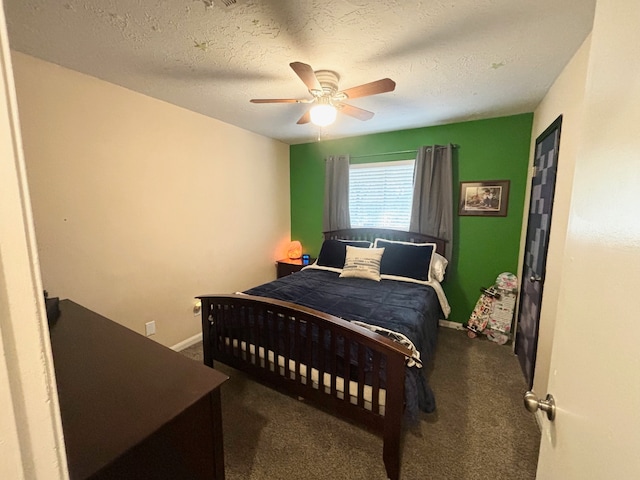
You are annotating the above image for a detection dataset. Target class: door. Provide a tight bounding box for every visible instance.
[534,102,640,478]
[515,115,562,388]
[534,1,640,476]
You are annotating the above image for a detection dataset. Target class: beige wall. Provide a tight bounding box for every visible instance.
[12,52,291,347]
[517,36,591,396]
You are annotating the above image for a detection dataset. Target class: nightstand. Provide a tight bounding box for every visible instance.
[276,258,315,278]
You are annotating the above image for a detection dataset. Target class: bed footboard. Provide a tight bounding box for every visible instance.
[198,294,412,480]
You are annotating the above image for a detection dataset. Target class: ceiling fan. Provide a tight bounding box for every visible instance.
[250,62,396,127]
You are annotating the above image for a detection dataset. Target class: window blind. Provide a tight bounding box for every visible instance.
[349,160,415,230]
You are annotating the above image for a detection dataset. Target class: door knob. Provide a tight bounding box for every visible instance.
[529,275,542,283]
[523,391,556,420]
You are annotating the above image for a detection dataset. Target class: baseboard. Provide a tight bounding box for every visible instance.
[171,332,203,352]
[439,319,465,330]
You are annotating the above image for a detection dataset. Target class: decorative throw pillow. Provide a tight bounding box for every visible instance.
[338,239,372,248]
[339,246,385,281]
[316,239,372,269]
[374,239,436,282]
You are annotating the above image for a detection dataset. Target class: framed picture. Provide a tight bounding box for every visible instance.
[458,180,510,217]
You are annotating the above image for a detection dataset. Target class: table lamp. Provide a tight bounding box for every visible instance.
[287,240,302,259]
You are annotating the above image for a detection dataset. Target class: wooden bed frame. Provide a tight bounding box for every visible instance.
[199,228,446,480]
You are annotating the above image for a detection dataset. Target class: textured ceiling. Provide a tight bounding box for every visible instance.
[5,0,595,145]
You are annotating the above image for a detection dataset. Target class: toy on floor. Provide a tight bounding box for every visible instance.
[465,272,518,344]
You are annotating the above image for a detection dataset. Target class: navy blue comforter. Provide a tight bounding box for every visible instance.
[244,268,442,418]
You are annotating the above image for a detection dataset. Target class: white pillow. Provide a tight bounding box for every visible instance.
[339,246,385,281]
[430,252,449,283]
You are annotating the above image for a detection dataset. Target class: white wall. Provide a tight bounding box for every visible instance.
[12,52,291,347]
[517,35,591,397]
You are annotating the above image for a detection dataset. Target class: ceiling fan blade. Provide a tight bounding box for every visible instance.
[250,98,301,103]
[290,62,322,92]
[340,78,396,99]
[296,110,311,125]
[338,103,375,121]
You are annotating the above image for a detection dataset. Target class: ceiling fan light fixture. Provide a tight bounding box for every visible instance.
[251,62,395,127]
[310,104,337,127]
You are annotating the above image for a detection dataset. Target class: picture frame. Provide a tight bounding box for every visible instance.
[458,180,510,217]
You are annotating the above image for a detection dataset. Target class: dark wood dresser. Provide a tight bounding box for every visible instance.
[49,300,228,479]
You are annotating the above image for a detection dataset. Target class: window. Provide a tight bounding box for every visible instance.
[349,160,415,230]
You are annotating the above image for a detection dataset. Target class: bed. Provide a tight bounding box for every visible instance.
[199,228,450,480]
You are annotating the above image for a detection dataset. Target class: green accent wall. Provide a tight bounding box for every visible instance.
[289,113,533,323]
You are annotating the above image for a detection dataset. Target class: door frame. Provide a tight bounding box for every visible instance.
[0,3,68,477]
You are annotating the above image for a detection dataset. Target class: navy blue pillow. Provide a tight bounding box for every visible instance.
[317,239,372,268]
[375,239,435,281]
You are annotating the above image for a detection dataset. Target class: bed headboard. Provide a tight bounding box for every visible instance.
[323,228,447,256]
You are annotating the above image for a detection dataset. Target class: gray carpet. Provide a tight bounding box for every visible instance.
[180,327,539,479]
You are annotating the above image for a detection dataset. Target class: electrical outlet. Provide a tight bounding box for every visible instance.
[145,321,156,337]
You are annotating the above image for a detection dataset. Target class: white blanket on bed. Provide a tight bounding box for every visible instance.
[425,279,451,318]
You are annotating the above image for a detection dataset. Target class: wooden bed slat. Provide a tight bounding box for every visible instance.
[284,314,291,379]
[294,316,301,382]
[330,329,338,397]
[372,350,381,414]
[242,304,250,362]
[343,336,351,406]
[357,344,366,409]
[318,324,326,392]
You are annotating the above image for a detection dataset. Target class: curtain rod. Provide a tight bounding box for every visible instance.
[349,144,459,160]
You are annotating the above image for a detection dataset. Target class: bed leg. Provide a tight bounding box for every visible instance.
[382,429,401,480]
[383,357,405,480]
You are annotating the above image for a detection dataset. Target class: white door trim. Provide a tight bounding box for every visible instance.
[0,1,68,477]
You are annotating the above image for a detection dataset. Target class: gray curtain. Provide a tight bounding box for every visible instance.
[323,154,351,232]
[410,145,453,260]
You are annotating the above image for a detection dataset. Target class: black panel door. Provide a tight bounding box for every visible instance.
[515,115,562,388]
